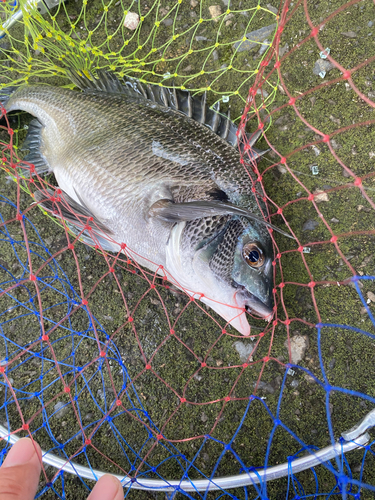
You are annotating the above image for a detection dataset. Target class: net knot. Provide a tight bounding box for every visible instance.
[128,316,133,322]
[263,356,270,363]
[64,386,70,393]
[354,177,362,186]
[116,399,122,406]
[274,61,281,69]
[100,351,106,358]
[201,362,207,367]
[225,396,231,402]
[279,283,285,288]
[288,98,296,105]
[42,335,49,342]
[280,157,286,164]
[311,27,319,36]
[29,274,36,281]
[330,236,338,243]
[22,423,29,431]
[68,243,74,250]
[82,299,88,306]
[308,281,316,288]
[180,398,186,403]
[343,70,351,79]
[170,329,175,335]
[146,364,151,370]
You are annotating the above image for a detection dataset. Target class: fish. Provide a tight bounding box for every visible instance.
[0,70,289,335]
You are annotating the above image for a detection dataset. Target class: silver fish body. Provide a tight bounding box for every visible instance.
[3,71,275,335]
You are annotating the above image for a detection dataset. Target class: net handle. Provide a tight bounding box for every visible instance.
[0,424,369,492]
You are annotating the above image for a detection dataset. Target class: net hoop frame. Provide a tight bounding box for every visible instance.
[0,423,370,492]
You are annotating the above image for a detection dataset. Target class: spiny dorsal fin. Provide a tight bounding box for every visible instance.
[67,68,267,153]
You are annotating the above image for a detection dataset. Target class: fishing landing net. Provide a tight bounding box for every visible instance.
[0,0,374,498]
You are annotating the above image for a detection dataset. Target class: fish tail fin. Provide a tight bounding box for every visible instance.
[0,86,17,111]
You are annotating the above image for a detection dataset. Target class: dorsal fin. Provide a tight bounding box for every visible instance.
[67,69,267,153]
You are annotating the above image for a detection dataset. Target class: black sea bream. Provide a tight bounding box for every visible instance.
[1,70,288,335]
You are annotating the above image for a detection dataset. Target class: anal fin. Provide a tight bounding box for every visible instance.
[34,188,118,252]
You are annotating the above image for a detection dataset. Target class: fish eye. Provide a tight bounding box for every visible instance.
[242,243,265,268]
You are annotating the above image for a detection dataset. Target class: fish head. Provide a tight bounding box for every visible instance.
[166,217,274,336]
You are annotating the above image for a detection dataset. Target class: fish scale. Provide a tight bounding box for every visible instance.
[0,70,287,335]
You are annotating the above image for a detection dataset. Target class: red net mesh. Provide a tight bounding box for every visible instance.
[0,0,374,499]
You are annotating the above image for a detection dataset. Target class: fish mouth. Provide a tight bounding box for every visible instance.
[235,287,273,322]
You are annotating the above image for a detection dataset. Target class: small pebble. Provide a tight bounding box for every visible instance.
[201,412,208,422]
[256,381,275,394]
[233,24,276,53]
[285,335,309,365]
[313,59,334,76]
[279,43,289,58]
[341,31,357,38]
[258,40,270,57]
[208,5,222,22]
[233,341,254,363]
[313,189,329,203]
[368,21,373,28]
[302,219,319,231]
[54,401,69,419]
[304,373,316,384]
[162,18,173,27]
[266,3,278,14]
[367,291,375,303]
[190,0,198,7]
[124,11,140,30]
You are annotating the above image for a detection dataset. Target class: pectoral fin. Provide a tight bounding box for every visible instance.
[149,199,294,239]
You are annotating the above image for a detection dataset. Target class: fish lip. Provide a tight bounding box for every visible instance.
[234,286,273,321]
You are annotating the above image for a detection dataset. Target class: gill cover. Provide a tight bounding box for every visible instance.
[165,218,273,336]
